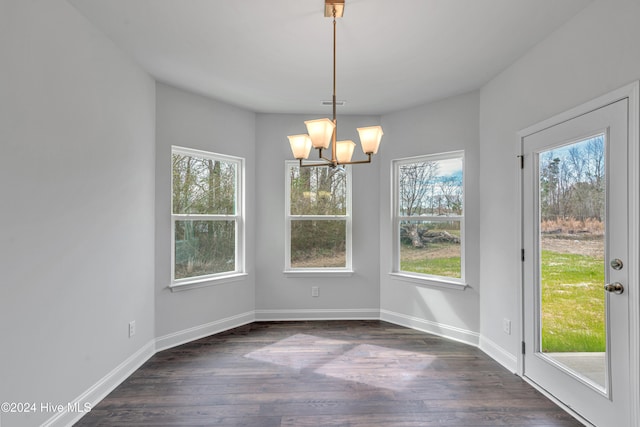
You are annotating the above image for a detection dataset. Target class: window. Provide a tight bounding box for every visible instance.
[392,151,465,286]
[171,146,244,286]
[285,161,352,272]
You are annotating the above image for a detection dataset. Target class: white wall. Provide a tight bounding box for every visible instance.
[154,83,256,344]
[5,0,640,425]
[479,0,640,365]
[378,92,481,344]
[255,114,381,318]
[0,1,156,426]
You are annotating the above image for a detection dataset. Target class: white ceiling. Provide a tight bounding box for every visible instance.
[69,0,592,115]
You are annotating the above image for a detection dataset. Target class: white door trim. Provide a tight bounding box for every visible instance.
[516,81,639,426]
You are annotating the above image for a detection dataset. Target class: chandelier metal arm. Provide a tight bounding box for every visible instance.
[287,0,383,167]
[297,153,372,169]
[297,159,335,168]
[339,154,373,165]
[297,147,336,168]
[317,148,335,165]
[330,8,338,168]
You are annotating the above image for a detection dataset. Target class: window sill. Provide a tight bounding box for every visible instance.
[389,272,468,291]
[284,270,355,278]
[169,272,248,292]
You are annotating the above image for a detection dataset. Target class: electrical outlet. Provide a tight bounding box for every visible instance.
[129,320,136,338]
[311,286,319,297]
[502,318,511,335]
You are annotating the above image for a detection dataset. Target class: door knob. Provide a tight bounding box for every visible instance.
[604,282,624,294]
[610,258,624,270]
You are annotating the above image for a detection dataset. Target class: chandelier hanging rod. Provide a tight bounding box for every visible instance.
[287,0,383,169]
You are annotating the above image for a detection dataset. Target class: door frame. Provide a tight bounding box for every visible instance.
[516,81,640,426]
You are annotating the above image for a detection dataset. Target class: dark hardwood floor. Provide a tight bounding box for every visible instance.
[75,320,582,426]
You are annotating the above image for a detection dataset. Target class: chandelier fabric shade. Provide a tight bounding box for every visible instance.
[287,0,383,168]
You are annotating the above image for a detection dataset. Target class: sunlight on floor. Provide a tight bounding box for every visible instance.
[315,343,436,391]
[244,333,349,371]
[245,334,436,391]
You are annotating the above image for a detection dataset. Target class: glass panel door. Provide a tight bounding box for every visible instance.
[522,96,631,427]
[537,135,607,390]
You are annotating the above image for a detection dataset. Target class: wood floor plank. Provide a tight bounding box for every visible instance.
[75,321,582,426]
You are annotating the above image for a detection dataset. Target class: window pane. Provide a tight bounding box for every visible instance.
[291,220,346,268]
[175,220,235,279]
[399,220,461,278]
[399,158,463,216]
[290,166,347,215]
[172,154,237,214]
[538,135,606,387]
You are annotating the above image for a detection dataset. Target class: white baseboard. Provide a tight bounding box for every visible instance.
[155,311,255,352]
[479,335,518,373]
[254,308,380,321]
[380,309,480,347]
[46,311,255,426]
[380,309,519,373]
[41,309,519,427]
[41,340,155,427]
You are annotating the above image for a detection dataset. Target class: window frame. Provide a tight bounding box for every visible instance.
[170,146,245,290]
[284,160,353,275]
[391,151,467,290]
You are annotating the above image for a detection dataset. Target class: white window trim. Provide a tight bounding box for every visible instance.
[284,161,353,274]
[391,150,467,289]
[170,146,245,290]
[168,272,248,292]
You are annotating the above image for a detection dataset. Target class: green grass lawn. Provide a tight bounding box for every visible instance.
[400,255,461,278]
[400,242,461,279]
[541,250,605,353]
[400,244,605,353]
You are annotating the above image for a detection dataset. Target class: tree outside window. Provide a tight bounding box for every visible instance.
[393,152,464,282]
[172,147,244,282]
[285,162,351,270]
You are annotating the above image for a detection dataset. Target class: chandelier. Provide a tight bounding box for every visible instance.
[287,0,383,168]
